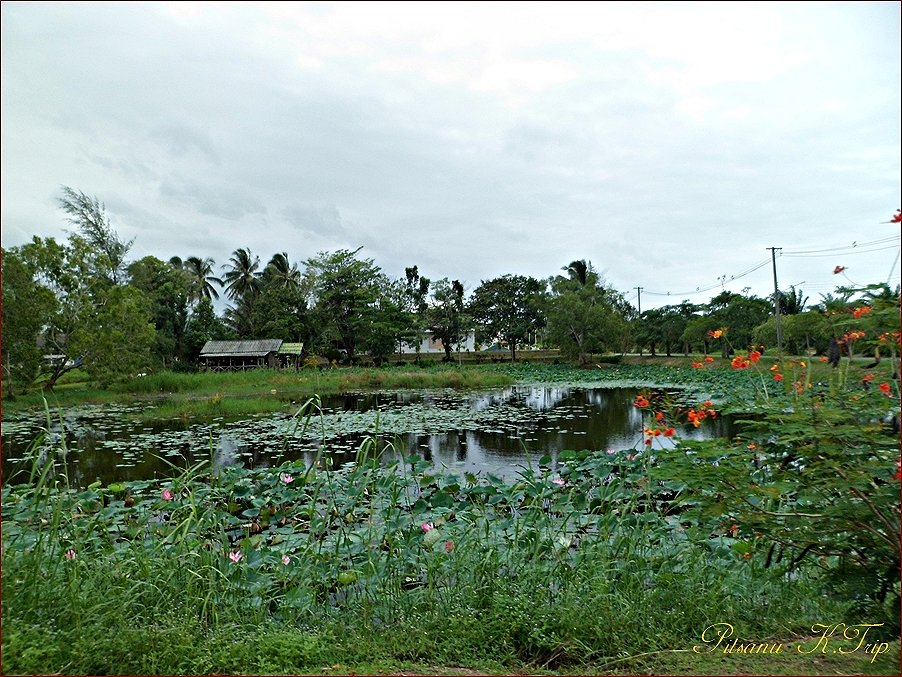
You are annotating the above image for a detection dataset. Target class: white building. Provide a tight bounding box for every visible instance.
[400,329,476,354]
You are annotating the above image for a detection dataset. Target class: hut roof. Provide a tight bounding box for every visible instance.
[200,339,283,358]
[279,343,304,355]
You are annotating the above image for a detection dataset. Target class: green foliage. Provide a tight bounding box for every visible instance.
[3,414,849,675]
[546,269,630,364]
[127,255,191,366]
[306,248,383,360]
[1,248,56,396]
[664,358,900,625]
[753,311,831,355]
[427,278,468,361]
[469,275,546,361]
[69,285,156,387]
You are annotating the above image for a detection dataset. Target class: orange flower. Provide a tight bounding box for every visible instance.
[747,442,757,450]
[634,395,650,408]
[851,306,872,319]
[773,373,784,382]
[748,350,761,363]
[663,427,675,437]
[833,265,846,274]
[878,383,891,395]
[655,411,664,421]
[731,356,749,369]
[863,373,875,383]
[692,361,704,368]
[704,356,715,363]
[798,361,806,368]
[819,356,828,363]
[708,329,724,339]
[770,364,780,371]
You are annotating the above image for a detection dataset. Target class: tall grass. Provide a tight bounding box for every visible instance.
[2,404,856,675]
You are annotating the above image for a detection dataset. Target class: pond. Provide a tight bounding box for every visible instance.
[1,385,735,487]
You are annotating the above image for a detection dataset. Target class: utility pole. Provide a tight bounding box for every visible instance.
[635,287,643,356]
[768,247,782,353]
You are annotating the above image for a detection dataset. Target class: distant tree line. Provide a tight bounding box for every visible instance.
[2,188,899,394]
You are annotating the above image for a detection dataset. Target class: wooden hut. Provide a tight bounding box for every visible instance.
[199,340,282,370]
[278,342,304,370]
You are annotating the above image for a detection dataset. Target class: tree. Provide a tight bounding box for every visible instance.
[18,191,158,389]
[263,252,302,290]
[469,275,546,361]
[182,256,223,304]
[69,285,156,387]
[1,248,56,396]
[58,186,133,286]
[222,248,262,301]
[427,278,467,362]
[305,248,382,361]
[778,285,808,315]
[545,268,629,364]
[403,266,431,362]
[18,235,95,389]
[249,280,310,343]
[128,256,191,366]
[185,297,233,362]
[564,259,590,286]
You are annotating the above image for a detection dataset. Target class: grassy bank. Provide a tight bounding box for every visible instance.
[2,435,897,675]
[2,365,518,416]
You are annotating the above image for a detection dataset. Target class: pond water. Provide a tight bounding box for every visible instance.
[1,385,735,487]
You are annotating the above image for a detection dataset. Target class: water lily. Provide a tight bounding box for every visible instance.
[229,551,243,563]
[64,549,76,561]
[280,473,295,484]
[421,522,434,533]
[552,478,566,486]
[281,554,290,565]
[161,488,173,501]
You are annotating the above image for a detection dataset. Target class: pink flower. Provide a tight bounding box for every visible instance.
[626,454,637,461]
[161,489,173,501]
[64,549,76,561]
[421,522,434,533]
[552,478,566,486]
[281,555,290,565]
[606,449,616,455]
[444,540,455,553]
[280,473,294,485]
[229,551,243,563]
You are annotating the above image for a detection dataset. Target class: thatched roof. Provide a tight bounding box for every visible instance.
[200,340,283,358]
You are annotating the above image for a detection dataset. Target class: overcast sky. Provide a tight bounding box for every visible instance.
[2,1,900,310]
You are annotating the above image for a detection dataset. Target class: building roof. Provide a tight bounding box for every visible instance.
[278,342,304,355]
[200,339,283,357]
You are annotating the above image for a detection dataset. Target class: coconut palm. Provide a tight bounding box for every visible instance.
[222,248,261,301]
[264,252,301,289]
[185,256,224,303]
[564,259,590,286]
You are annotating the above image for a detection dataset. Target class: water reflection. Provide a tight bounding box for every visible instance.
[2,386,735,486]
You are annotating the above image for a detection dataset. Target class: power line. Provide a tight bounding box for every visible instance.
[782,244,899,258]
[642,258,771,297]
[782,236,898,255]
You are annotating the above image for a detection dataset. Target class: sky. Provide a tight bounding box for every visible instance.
[2,1,900,311]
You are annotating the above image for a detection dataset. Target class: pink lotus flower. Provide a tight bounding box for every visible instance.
[606,449,616,455]
[552,478,566,486]
[281,555,290,565]
[161,489,173,501]
[421,522,435,533]
[64,549,76,561]
[280,473,295,485]
[229,551,243,563]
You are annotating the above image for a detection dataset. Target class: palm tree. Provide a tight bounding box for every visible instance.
[264,252,301,289]
[185,256,224,303]
[564,259,590,286]
[222,248,261,301]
